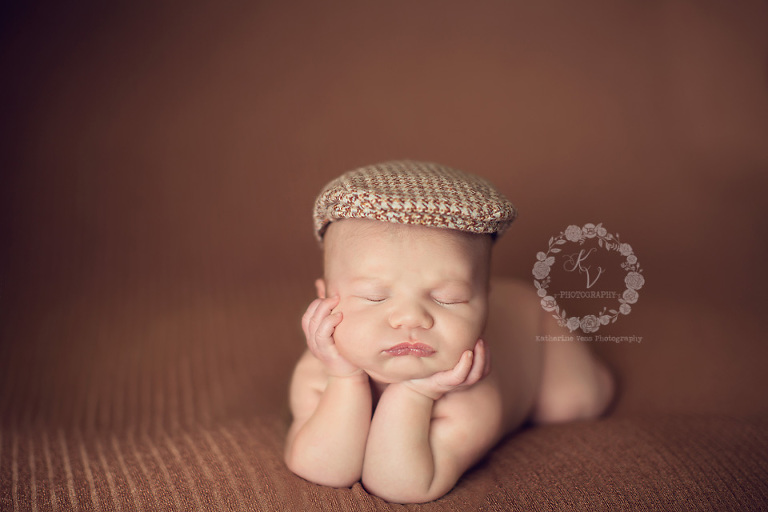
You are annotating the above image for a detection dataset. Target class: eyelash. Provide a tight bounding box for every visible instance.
[433,298,464,306]
[358,296,466,305]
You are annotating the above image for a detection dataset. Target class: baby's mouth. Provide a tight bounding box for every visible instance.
[384,342,436,357]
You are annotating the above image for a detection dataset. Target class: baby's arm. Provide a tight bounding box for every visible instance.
[284,296,372,487]
[362,340,501,503]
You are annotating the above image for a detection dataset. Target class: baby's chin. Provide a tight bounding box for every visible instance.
[363,369,428,384]
[361,358,454,384]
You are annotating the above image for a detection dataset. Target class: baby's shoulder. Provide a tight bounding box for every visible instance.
[490,277,539,304]
[434,376,504,426]
[430,378,506,448]
[489,277,542,325]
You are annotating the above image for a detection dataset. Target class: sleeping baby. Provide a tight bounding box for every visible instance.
[284,160,614,503]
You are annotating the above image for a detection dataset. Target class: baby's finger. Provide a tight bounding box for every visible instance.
[305,297,322,317]
[307,312,341,359]
[310,296,340,328]
[302,298,323,336]
[314,312,343,352]
[307,299,337,339]
[445,350,473,386]
[465,340,487,385]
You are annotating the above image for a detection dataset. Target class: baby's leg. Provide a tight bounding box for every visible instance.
[531,317,615,423]
[486,278,614,429]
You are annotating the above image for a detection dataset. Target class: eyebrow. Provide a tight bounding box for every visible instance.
[433,281,474,295]
[346,277,390,291]
[350,277,386,285]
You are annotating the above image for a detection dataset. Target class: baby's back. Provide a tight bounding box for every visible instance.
[483,278,544,432]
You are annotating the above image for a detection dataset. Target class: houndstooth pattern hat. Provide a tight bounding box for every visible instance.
[313,160,517,242]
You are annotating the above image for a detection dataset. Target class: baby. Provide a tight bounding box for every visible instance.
[284,161,614,503]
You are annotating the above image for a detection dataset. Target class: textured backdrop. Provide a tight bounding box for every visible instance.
[1,1,767,510]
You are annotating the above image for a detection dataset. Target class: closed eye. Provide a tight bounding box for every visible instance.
[433,298,467,306]
[359,296,387,303]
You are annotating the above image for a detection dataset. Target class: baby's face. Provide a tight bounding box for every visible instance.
[321,219,491,383]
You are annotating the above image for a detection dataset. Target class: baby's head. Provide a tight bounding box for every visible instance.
[312,161,516,382]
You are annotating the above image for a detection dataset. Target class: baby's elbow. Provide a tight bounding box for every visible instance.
[361,474,449,504]
[285,452,360,489]
[363,485,448,504]
[362,483,433,504]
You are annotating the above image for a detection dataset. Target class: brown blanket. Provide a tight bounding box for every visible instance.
[2,1,767,510]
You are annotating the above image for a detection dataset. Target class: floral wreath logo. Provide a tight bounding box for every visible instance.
[533,223,644,333]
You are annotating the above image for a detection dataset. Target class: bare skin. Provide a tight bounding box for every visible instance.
[285,220,614,503]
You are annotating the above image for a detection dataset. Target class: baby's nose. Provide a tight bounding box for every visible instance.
[389,300,434,330]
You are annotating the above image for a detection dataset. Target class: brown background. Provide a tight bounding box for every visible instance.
[2,0,767,435]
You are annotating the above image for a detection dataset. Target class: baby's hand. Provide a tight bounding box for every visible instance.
[302,296,363,378]
[403,339,491,401]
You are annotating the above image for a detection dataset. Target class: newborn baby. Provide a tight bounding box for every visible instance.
[285,161,614,503]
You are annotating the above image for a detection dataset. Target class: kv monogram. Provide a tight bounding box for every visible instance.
[563,248,604,289]
[532,223,645,334]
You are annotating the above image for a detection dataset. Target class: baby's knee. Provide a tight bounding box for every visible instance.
[533,387,599,424]
[533,364,614,424]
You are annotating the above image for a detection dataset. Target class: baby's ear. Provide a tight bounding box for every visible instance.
[314,278,327,299]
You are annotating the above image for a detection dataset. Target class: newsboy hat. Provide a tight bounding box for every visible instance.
[313,160,517,242]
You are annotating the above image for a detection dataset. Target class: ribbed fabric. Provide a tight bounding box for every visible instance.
[2,416,768,511]
[2,278,767,510]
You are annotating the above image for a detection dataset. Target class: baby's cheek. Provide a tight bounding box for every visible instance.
[466,312,487,340]
[332,321,349,348]
[448,322,483,354]
[332,314,358,354]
